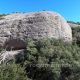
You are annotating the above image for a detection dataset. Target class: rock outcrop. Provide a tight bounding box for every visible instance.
[0,11,72,50]
[0,50,24,64]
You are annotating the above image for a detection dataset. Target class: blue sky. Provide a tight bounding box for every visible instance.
[0,0,80,22]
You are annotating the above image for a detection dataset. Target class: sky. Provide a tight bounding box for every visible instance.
[0,0,80,22]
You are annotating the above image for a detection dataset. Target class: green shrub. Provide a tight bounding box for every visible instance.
[72,26,80,45]
[1,38,80,80]
[0,62,30,80]
[24,38,80,80]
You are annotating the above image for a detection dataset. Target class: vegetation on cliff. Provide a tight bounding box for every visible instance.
[0,14,6,20]
[72,26,80,46]
[0,38,80,80]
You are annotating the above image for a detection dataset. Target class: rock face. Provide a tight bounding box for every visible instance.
[0,50,24,64]
[0,11,72,50]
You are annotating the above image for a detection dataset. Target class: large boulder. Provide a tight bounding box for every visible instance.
[0,11,72,50]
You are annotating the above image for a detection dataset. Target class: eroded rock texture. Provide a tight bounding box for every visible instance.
[0,50,24,64]
[0,11,72,50]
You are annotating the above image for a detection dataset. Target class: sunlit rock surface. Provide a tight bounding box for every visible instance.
[0,11,72,50]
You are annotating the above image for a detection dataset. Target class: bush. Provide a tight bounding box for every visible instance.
[0,38,80,80]
[72,26,80,45]
[0,62,30,80]
[24,38,80,80]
